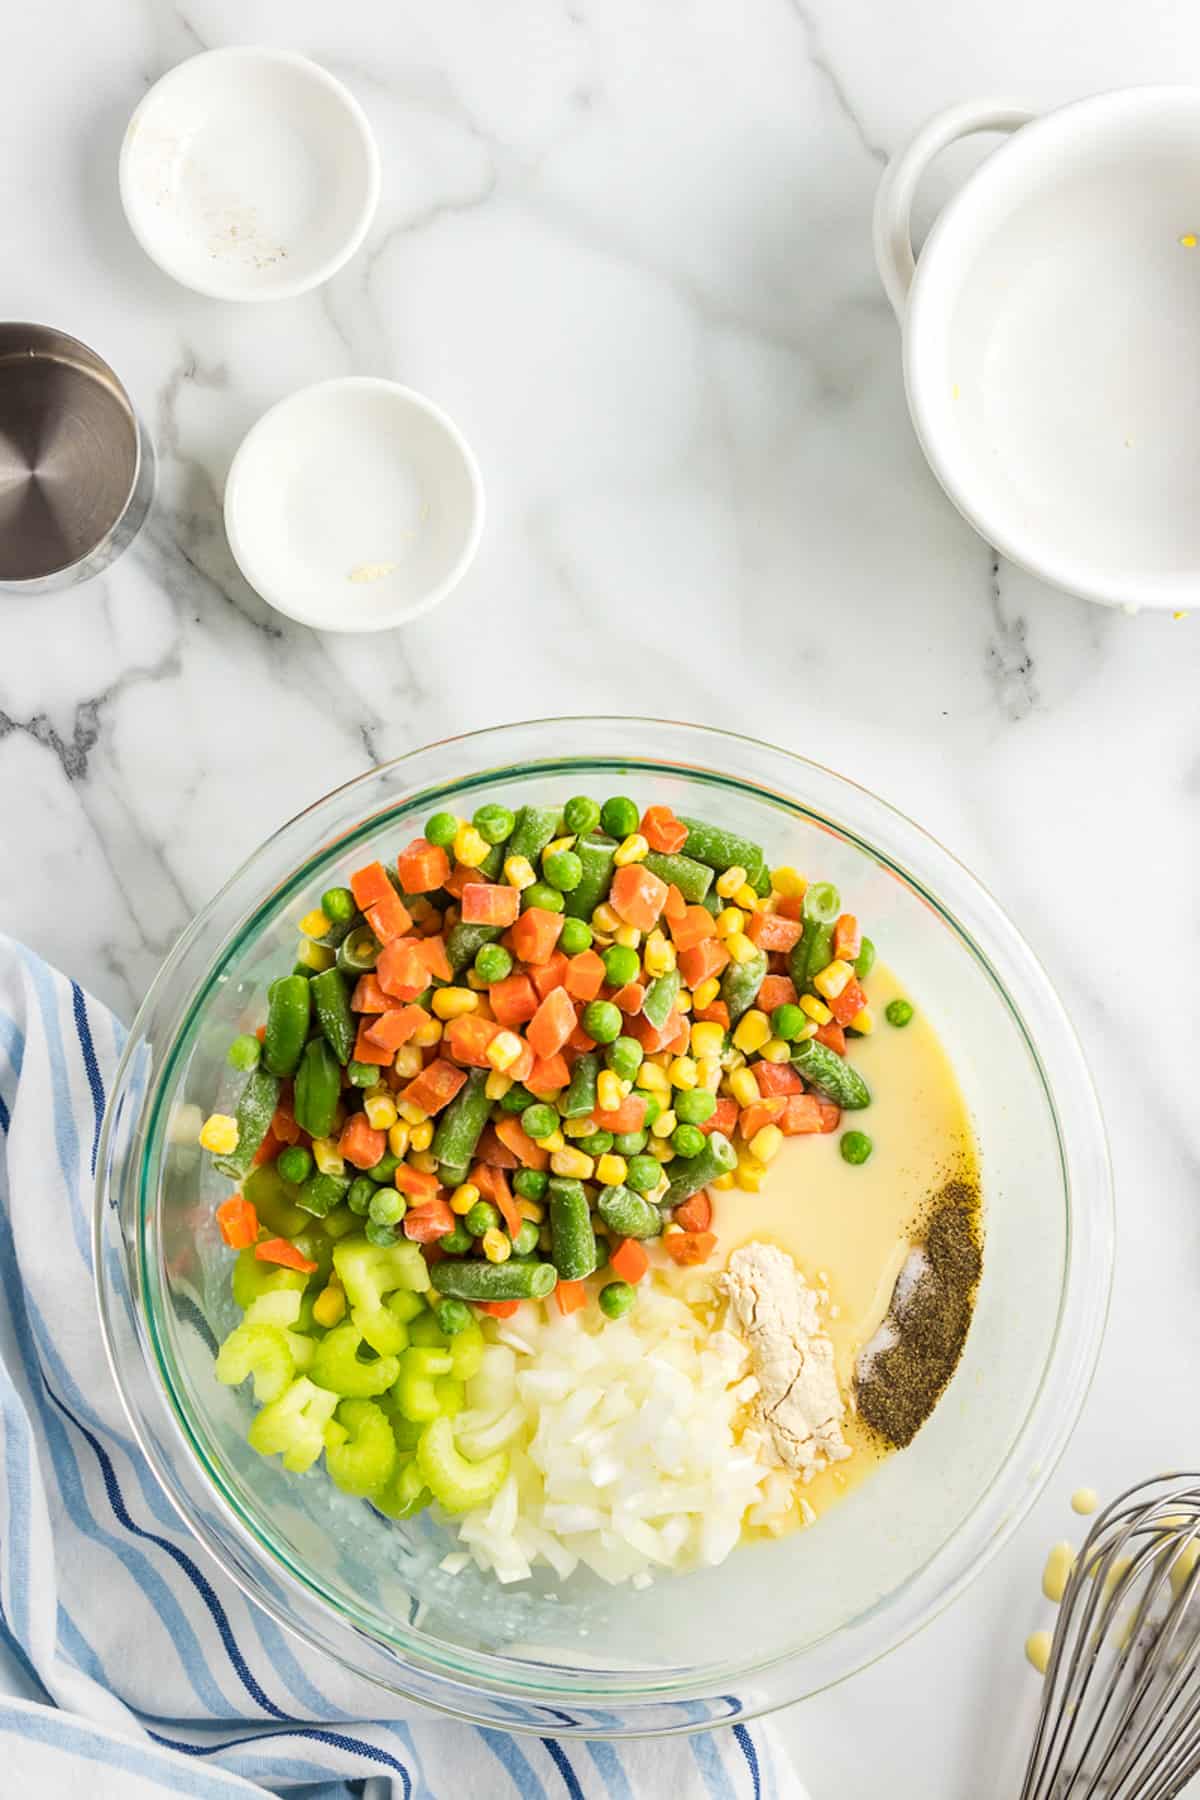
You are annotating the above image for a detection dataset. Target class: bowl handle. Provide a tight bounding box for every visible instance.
[873,99,1036,319]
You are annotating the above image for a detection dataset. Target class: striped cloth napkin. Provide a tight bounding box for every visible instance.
[0,937,806,1798]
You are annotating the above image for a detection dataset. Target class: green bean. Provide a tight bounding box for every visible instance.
[596,1183,661,1240]
[335,925,381,974]
[263,975,310,1077]
[676,817,766,886]
[561,1051,600,1119]
[213,1069,282,1179]
[298,1171,351,1218]
[642,968,680,1030]
[854,936,877,980]
[445,919,503,974]
[293,1039,342,1139]
[563,834,616,919]
[790,1039,871,1109]
[788,881,841,994]
[431,1069,491,1179]
[720,949,767,1024]
[506,805,561,865]
[640,850,713,904]
[754,864,772,898]
[309,967,355,1065]
[662,1131,737,1209]
[430,1258,558,1302]
[547,1177,599,1279]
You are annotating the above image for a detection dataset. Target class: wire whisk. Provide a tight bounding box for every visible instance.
[1020,1474,1200,1800]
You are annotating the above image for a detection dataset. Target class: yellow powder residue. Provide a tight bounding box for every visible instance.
[1025,1629,1052,1674]
[1042,1540,1075,1603]
[1071,1487,1099,1516]
[1179,233,1197,247]
[1170,1537,1200,1600]
[348,562,397,584]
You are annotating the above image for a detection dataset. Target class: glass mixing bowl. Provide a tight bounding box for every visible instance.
[95,718,1113,1735]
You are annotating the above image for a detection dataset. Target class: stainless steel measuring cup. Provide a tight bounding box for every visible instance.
[0,323,155,591]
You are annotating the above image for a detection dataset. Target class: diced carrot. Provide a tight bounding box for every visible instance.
[817,1099,841,1133]
[353,1020,394,1066]
[488,1167,522,1239]
[474,1126,519,1171]
[609,1237,650,1283]
[833,914,862,963]
[530,951,569,999]
[776,894,805,921]
[396,838,451,895]
[339,1113,387,1170]
[815,1021,847,1055]
[663,882,687,923]
[440,863,474,900]
[564,949,605,1002]
[350,973,389,1013]
[402,1057,468,1113]
[444,1015,503,1068]
[494,1115,549,1169]
[216,1195,259,1250]
[610,863,669,932]
[461,883,520,927]
[594,1093,647,1133]
[738,1098,787,1142]
[612,981,646,1014]
[365,1004,426,1052]
[629,1010,686,1054]
[565,1021,596,1054]
[527,986,577,1060]
[640,805,688,855]
[270,1100,302,1146]
[349,861,394,910]
[747,910,802,952]
[758,974,798,1013]
[255,1024,267,1042]
[395,1164,443,1200]
[376,938,429,1001]
[511,907,564,966]
[252,1127,282,1167]
[672,1191,712,1233]
[255,1237,317,1273]
[478,1300,520,1319]
[668,904,716,952]
[693,1000,730,1029]
[754,1061,804,1096]
[554,1279,588,1316]
[665,1011,691,1054]
[677,938,730,988]
[508,1039,535,1084]
[489,973,538,1027]
[663,1231,717,1266]
[828,978,867,1028]
[418,936,453,983]
[403,1197,456,1241]
[527,1051,570,1093]
[365,891,413,944]
[699,1096,738,1136]
[780,1094,824,1135]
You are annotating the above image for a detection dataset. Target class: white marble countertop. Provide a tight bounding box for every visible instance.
[4,2,1199,1792]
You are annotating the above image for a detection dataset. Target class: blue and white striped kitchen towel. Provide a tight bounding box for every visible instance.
[0,937,806,1799]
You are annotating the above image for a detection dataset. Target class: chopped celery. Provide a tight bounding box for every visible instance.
[247,1377,337,1472]
[416,1415,508,1515]
[242,1163,309,1238]
[322,1399,397,1499]
[389,1412,424,1452]
[285,1329,314,1372]
[352,1303,410,1358]
[393,1346,454,1422]
[215,1322,295,1403]
[243,1289,303,1329]
[374,1452,430,1520]
[231,1251,307,1312]
[308,1323,400,1398]
[388,1289,427,1326]
[407,1312,448,1349]
[290,1227,334,1284]
[333,1236,430,1315]
[435,1375,466,1417]
[447,1321,484,1383]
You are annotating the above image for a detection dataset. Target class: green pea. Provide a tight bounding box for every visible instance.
[347,1060,379,1087]
[439,1225,474,1255]
[674,1087,715,1126]
[625,1154,660,1194]
[522,882,565,914]
[227,1032,262,1072]
[465,1200,501,1238]
[369,1189,406,1226]
[474,942,513,983]
[855,937,876,980]
[276,1144,313,1185]
[558,917,593,956]
[601,944,640,987]
[320,885,357,924]
[563,796,601,836]
[600,797,639,839]
[771,1003,806,1042]
[671,1123,706,1158]
[366,1151,400,1185]
[885,998,914,1028]
[582,1000,622,1044]
[346,1175,376,1216]
[840,1130,873,1166]
[605,1035,644,1082]
[613,1129,648,1156]
[365,1219,399,1247]
[512,1220,540,1256]
[499,1083,537,1115]
[473,803,515,845]
[633,1090,662,1129]
[513,1168,549,1201]
[425,811,459,848]
[577,1129,614,1157]
[434,1297,474,1336]
[599,1280,636,1320]
[521,1102,558,1141]
[543,849,583,892]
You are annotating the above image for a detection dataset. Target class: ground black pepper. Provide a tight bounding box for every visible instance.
[855,1173,982,1449]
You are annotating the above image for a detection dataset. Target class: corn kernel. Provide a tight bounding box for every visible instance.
[642,929,676,976]
[397,1099,429,1126]
[545,834,576,856]
[505,854,536,890]
[849,1005,875,1035]
[772,866,807,899]
[736,1154,765,1193]
[696,1055,722,1089]
[432,986,478,1021]
[596,1069,624,1113]
[312,1284,346,1328]
[596,1153,628,1186]
[715,865,748,899]
[311,1138,345,1177]
[550,1147,595,1180]
[689,1020,725,1060]
[812,959,854,1000]
[613,833,649,866]
[410,1120,434,1152]
[692,976,720,1011]
[650,1108,677,1138]
[650,1137,675,1162]
[454,823,490,868]
[676,989,692,1012]
[668,1055,698,1090]
[387,1121,411,1159]
[451,1182,480,1216]
[393,1044,423,1078]
[409,1148,439,1174]
[614,924,641,949]
[750,1124,784,1164]
[517,1197,544,1224]
[482,1228,511,1263]
[411,1015,443,1047]
[732,1009,770,1054]
[729,932,759,965]
[295,938,334,972]
[486,1029,524,1072]
[638,1061,669,1094]
[485,1070,513,1101]
[760,1036,791,1063]
[299,907,331,939]
[465,969,488,991]
[799,994,833,1024]
[715,906,746,940]
[364,1093,398,1131]
[592,902,621,934]
[795,1020,819,1041]
[649,1174,670,1204]
[537,1128,566,1154]
[734,883,760,911]
[198,1113,239,1155]
[723,1046,746,1071]
[563,1114,597,1138]
[663,1221,684,1238]
[712,1171,737,1191]
[729,1067,760,1108]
